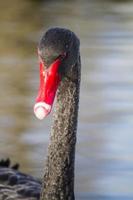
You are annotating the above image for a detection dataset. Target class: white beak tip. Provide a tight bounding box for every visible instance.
[34,102,51,120]
[34,107,46,120]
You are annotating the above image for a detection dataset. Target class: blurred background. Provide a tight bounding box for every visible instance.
[0,0,133,199]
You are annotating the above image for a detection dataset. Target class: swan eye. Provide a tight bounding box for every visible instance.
[58,52,67,61]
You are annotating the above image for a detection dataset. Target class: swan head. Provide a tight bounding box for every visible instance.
[34,27,80,120]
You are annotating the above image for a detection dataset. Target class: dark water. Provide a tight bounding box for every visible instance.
[0,0,133,199]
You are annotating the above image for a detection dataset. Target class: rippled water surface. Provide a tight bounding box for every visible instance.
[0,0,133,199]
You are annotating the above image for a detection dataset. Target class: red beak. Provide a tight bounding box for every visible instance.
[34,56,62,120]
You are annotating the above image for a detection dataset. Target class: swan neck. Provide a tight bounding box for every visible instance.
[41,58,81,200]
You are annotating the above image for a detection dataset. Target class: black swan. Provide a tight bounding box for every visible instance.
[0,27,81,200]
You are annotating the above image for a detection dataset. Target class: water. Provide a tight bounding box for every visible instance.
[0,0,133,199]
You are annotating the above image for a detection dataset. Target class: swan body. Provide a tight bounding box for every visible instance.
[0,160,41,200]
[0,27,80,200]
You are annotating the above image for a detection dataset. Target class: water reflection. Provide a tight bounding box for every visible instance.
[0,0,133,199]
